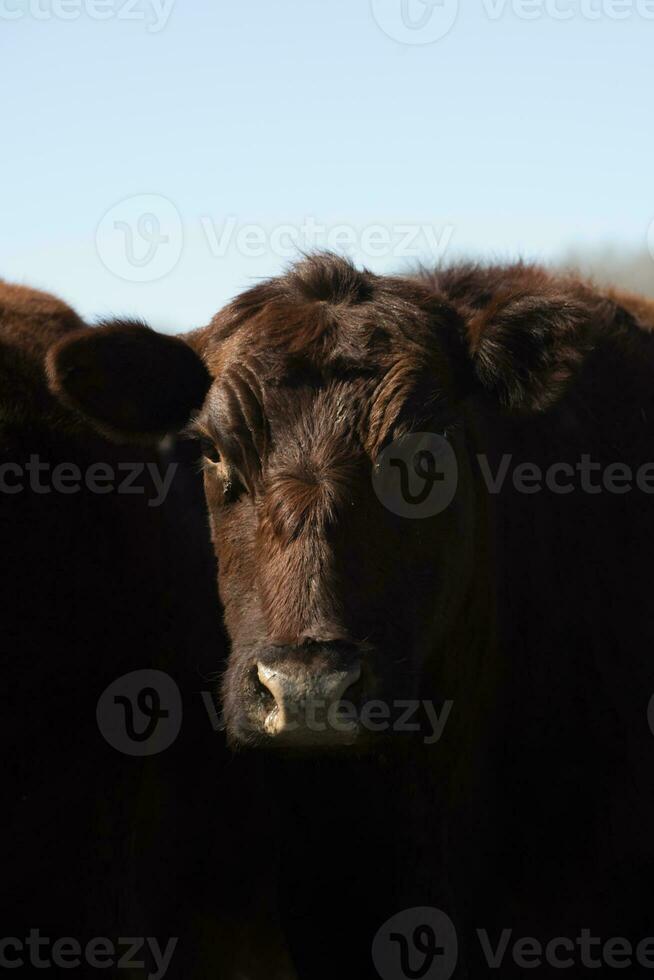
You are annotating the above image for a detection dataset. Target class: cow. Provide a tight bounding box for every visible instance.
[46,254,654,977]
[2,281,294,979]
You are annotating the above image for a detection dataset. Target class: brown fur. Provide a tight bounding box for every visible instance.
[0,279,85,428]
[0,279,84,351]
[45,254,654,978]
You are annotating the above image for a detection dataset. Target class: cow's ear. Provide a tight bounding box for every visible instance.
[46,319,211,442]
[467,293,595,413]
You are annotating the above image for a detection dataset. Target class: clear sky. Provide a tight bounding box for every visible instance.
[1,0,653,332]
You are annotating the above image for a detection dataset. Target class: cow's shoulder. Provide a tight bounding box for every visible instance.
[0,279,84,355]
[0,280,86,431]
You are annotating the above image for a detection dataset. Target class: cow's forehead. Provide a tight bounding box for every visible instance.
[211,316,395,382]
[197,263,458,465]
[203,364,372,445]
[203,271,436,383]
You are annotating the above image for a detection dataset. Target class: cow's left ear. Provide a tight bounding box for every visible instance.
[46,319,212,442]
[466,293,596,413]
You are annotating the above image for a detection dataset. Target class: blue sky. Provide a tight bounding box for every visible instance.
[1,0,652,331]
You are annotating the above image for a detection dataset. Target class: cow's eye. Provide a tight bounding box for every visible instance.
[201,439,221,465]
[199,440,246,503]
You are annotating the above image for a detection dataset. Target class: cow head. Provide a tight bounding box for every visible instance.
[48,256,599,750]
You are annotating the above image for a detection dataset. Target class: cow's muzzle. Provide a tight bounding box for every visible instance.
[253,645,363,746]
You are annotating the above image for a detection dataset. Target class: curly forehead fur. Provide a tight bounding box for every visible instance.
[192,255,464,477]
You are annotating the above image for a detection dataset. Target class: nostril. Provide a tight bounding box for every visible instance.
[253,664,276,710]
[252,658,365,742]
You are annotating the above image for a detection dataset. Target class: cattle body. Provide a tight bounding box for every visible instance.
[2,282,292,979]
[47,256,654,977]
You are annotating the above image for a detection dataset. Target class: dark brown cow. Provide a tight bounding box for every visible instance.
[1,282,169,960]
[47,255,654,978]
[2,281,293,980]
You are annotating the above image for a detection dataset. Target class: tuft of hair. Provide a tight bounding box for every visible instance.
[284,252,375,306]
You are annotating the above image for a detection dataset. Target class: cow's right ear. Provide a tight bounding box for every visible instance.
[46,319,211,442]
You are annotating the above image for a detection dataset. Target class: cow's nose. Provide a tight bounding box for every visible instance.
[255,657,362,744]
